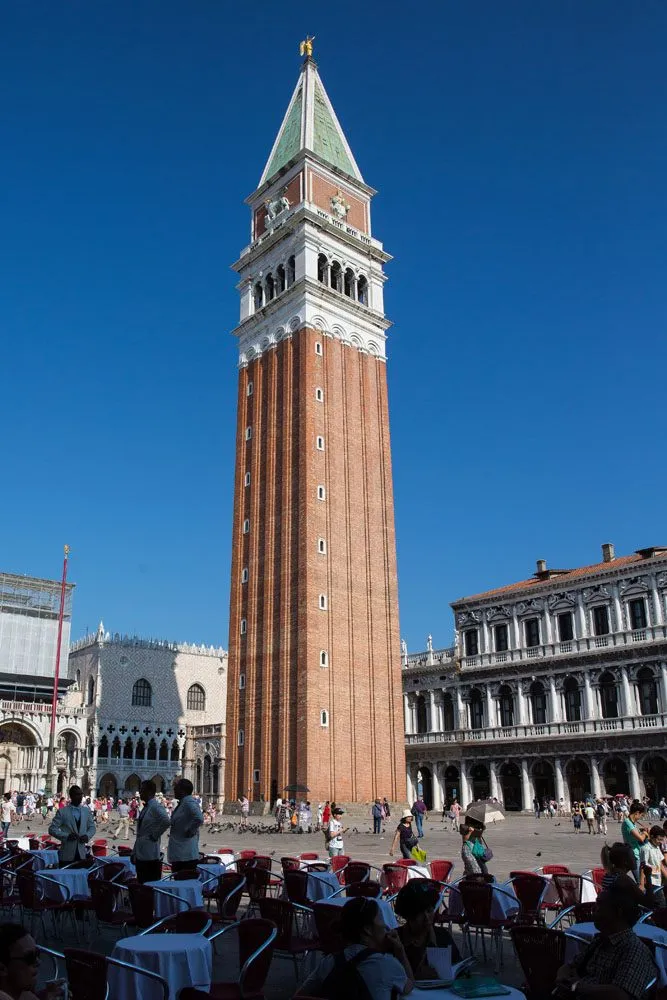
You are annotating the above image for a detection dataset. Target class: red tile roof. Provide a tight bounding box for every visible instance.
[455,553,655,604]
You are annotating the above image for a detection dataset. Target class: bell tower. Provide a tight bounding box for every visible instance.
[225,47,405,805]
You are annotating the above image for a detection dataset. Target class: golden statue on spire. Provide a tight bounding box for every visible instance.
[299,35,315,59]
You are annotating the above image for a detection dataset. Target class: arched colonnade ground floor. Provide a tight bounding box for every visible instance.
[408,748,667,811]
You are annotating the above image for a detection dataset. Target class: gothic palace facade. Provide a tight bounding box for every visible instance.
[404,544,667,812]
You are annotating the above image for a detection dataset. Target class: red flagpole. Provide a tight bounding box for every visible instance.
[44,545,70,796]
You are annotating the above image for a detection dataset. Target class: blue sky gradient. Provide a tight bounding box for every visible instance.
[2,2,666,651]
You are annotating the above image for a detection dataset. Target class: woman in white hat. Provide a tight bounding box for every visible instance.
[389,808,419,859]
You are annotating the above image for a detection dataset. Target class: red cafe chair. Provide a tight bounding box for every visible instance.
[180,918,277,1000]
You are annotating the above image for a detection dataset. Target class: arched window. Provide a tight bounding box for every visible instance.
[638,666,658,716]
[187,684,206,712]
[123,738,133,760]
[287,255,296,287]
[344,268,355,298]
[469,689,484,730]
[499,685,514,727]
[330,261,342,292]
[265,273,275,301]
[317,254,329,284]
[276,264,286,293]
[530,681,547,724]
[87,677,95,706]
[98,735,109,759]
[158,739,168,761]
[135,738,145,760]
[147,738,157,761]
[564,677,581,722]
[357,275,369,306]
[132,679,152,707]
[253,282,263,311]
[171,740,180,762]
[599,671,619,719]
[110,737,121,760]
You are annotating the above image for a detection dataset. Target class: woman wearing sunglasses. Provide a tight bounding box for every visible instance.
[0,924,64,1000]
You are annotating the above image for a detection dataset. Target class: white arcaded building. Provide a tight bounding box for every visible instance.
[403,543,667,812]
[68,624,228,802]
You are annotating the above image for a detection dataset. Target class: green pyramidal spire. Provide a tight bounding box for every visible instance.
[259,57,363,187]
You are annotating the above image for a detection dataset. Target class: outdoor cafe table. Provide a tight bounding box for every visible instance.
[146,879,204,918]
[306,871,340,901]
[206,852,235,870]
[109,932,212,1000]
[35,868,90,902]
[565,922,667,985]
[447,883,519,923]
[27,848,59,870]
[197,862,224,888]
[315,895,399,929]
[540,871,597,908]
[102,855,137,877]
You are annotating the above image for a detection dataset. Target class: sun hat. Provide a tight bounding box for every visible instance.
[401,808,413,820]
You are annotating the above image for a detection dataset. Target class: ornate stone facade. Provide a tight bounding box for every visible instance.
[68,624,227,802]
[403,545,667,811]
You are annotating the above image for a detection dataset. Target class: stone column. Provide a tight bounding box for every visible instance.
[490,762,499,800]
[521,759,533,811]
[583,672,595,719]
[406,765,416,803]
[612,583,623,633]
[621,668,633,717]
[429,690,438,732]
[554,758,565,803]
[543,612,553,646]
[651,578,664,626]
[629,754,641,800]
[511,610,521,649]
[409,695,417,734]
[517,681,527,725]
[549,677,561,722]
[575,593,587,639]
[660,663,667,714]
[432,765,444,812]
[486,688,495,728]
[591,756,601,798]
[481,620,490,654]
[456,690,465,729]
[460,761,471,808]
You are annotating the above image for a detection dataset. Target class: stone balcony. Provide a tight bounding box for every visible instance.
[460,626,667,670]
[405,711,667,747]
[96,757,182,773]
[0,700,85,717]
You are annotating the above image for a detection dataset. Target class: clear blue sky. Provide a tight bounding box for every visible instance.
[2,2,666,652]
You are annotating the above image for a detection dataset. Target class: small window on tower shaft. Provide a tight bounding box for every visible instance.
[320,650,328,668]
[318,538,326,554]
[241,568,248,584]
[240,619,247,635]
[244,472,251,487]
[320,709,329,727]
[319,594,328,611]
[317,485,326,501]
[243,519,250,533]
[245,427,252,441]
[316,436,325,451]
[315,387,324,402]
[239,674,246,690]
[253,768,260,783]
[315,342,323,356]
[238,729,245,746]
[247,382,253,396]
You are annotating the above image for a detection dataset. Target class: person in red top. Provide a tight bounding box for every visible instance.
[322,801,331,826]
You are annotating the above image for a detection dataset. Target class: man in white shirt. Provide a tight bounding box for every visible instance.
[168,778,204,872]
[639,825,667,906]
[133,779,171,883]
[326,806,348,857]
[112,799,131,840]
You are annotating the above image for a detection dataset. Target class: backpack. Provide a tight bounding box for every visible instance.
[320,948,374,1000]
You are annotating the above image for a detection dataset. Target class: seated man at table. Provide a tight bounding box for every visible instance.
[394,880,461,979]
[298,897,414,999]
[168,779,204,873]
[133,779,171,884]
[555,884,657,1000]
[48,786,96,866]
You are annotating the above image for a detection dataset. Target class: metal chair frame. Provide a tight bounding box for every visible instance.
[208,919,278,998]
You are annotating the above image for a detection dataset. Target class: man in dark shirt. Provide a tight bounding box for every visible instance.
[556,885,656,1000]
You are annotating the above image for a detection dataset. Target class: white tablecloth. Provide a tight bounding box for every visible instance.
[207,852,235,869]
[307,871,340,900]
[7,837,30,851]
[565,922,667,984]
[147,879,204,918]
[197,863,224,888]
[447,883,519,922]
[36,869,90,902]
[411,986,525,1000]
[406,865,431,880]
[541,873,597,907]
[316,895,398,929]
[109,933,212,1000]
[27,849,59,870]
[299,857,325,870]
